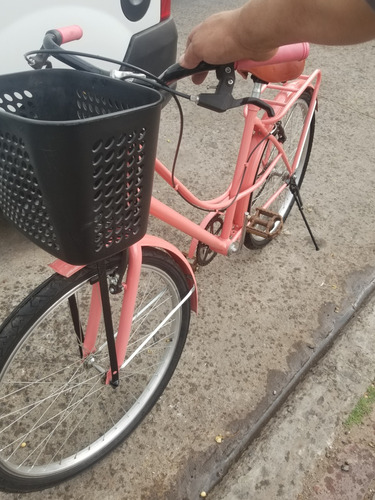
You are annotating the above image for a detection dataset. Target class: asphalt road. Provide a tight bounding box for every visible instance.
[1,1,375,499]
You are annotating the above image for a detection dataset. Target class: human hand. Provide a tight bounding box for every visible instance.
[179,7,277,84]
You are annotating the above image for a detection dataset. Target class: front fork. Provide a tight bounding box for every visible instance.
[92,244,143,386]
[107,243,142,381]
[51,237,198,386]
[58,244,143,386]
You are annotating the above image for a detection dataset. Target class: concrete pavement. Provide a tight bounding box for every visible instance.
[212,280,375,499]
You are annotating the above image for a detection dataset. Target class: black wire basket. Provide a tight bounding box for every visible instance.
[0,69,162,265]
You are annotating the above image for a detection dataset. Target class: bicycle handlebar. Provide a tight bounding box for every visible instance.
[53,25,83,44]
[160,43,310,84]
[27,27,307,116]
[30,25,309,88]
[160,61,217,84]
[44,31,109,76]
[28,26,109,76]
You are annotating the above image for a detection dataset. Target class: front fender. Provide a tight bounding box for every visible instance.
[49,235,198,313]
[140,235,198,313]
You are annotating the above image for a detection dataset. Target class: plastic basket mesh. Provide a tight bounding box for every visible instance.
[0,69,162,264]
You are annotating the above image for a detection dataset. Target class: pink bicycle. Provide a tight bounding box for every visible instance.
[0,26,321,492]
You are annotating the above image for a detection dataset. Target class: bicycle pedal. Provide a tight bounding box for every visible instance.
[247,208,283,239]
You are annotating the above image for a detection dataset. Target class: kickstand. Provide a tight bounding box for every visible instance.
[287,176,319,251]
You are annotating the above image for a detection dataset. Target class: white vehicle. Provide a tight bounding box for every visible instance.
[0,0,177,75]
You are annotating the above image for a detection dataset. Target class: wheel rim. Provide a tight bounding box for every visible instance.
[249,96,311,240]
[0,264,183,479]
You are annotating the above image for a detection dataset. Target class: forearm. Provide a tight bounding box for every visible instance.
[238,0,375,49]
[181,0,375,68]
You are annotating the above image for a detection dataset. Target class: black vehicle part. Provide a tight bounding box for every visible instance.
[121,0,151,22]
[161,61,217,84]
[123,18,177,79]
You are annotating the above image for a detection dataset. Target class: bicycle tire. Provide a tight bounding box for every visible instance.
[0,248,191,492]
[245,90,315,249]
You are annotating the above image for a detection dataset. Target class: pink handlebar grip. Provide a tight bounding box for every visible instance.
[56,25,83,44]
[235,42,309,71]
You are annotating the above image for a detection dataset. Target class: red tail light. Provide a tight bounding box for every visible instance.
[161,0,171,20]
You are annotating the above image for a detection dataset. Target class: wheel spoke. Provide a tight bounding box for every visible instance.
[246,92,314,249]
[121,287,194,370]
[0,250,190,490]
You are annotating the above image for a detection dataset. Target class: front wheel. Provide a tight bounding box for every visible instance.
[245,90,315,249]
[0,248,191,492]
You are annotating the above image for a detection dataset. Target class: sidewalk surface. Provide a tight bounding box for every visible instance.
[1,1,375,499]
[213,289,375,500]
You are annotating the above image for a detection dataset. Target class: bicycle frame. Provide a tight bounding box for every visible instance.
[50,68,321,381]
[150,70,321,256]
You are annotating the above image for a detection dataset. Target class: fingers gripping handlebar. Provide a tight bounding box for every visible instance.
[160,61,218,84]
[160,43,309,116]
[160,43,310,84]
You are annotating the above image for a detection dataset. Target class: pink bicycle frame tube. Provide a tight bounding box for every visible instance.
[112,243,142,368]
[82,282,102,356]
[232,71,321,223]
[94,244,142,384]
[149,196,230,255]
[154,158,231,209]
[222,103,261,238]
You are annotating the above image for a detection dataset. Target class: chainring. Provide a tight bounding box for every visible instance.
[196,214,224,266]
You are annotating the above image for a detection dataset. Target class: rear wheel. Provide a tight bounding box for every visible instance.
[245,90,315,249]
[0,248,191,492]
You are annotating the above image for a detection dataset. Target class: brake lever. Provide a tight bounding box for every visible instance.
[196,63,275,117]
[197,93,275,117]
